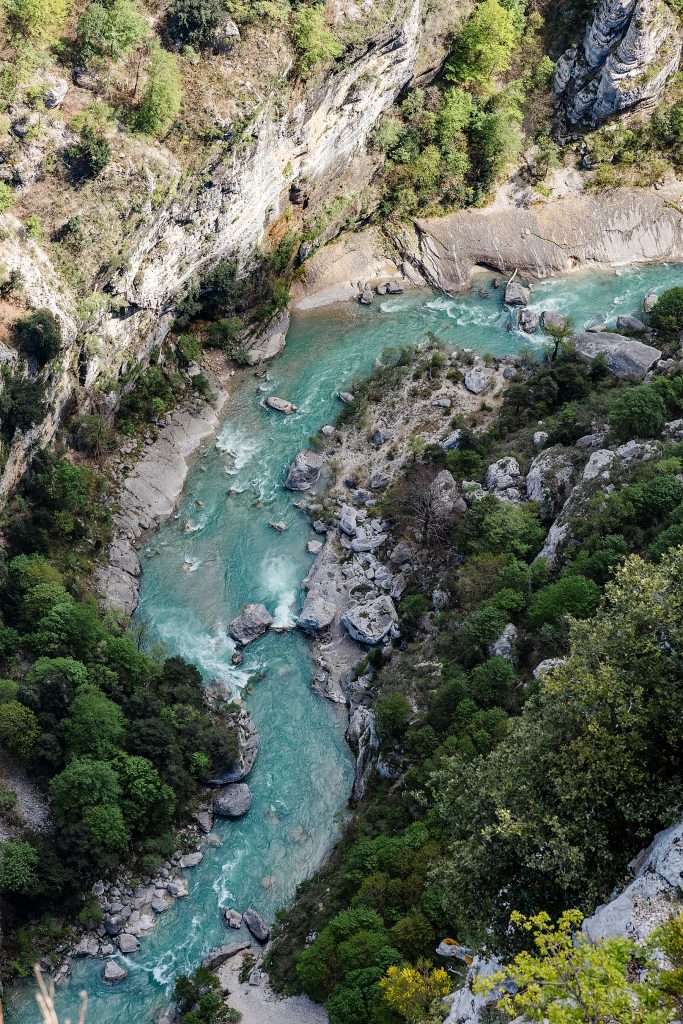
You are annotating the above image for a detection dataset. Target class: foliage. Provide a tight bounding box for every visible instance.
[649,287,683,351]
[445,0,519,90]
[380,960,451,1023]
[6,0,69,42]
[608,385,667,441]
[290,7,342,78]
[72,414,117,456]
[0,841,40,895]
[0,700,40,759]
[136,43,182,136]
[15,309,62,366]
[527,575,600,629]
[0,374,47,440]
[76,0,147,61]
[459,496,544,560]
[67,126,112,181]
[165,0,225,47]
[0,182,15,213]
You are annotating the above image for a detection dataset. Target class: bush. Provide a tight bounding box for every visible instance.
[72,414,117,455]
[445,0,518,89]
[375,692,412,742]
[0,841,39,895]
[165,0,225,47]
[0,183,15,213]
[459,496,545,561]
[290,7,341,78]
[0,700,40,759]
[76,0,147,60]
[608,385,666,441]
[136,43,182,136]
[15,309,62,366]
[67,126,111,180]
[527,575,600,629]
[650,287,683,350]
[0,376,47,439]
[7,0,69,42]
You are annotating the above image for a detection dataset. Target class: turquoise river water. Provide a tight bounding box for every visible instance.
[6,262,683,1024]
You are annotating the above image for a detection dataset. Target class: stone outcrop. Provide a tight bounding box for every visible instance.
[242,908,271,943]
[572,331,661,379]
[554,0,682,128]
[526,447,578,519]
[206,710,258,785]
[342,595,398,645]
[202,941,251,970]
[297,590,337,635]
[228,604,274,646]
[213,783,251,818]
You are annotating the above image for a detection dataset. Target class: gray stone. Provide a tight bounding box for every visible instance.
[73,935,99,957]
[432,397,452,408]
[485,456,521,493]
[429,469,466,517]
[103,917,122,937]
[616,314,646,333]
[541,310,568,330]
[73,66,98,89]
[505,280,530,306]
[487,623,518,661]
[583,449,617,481]
[228,603,274,646]
[266,396,297,414]
[643,292,659,312]
[572,331,661,379]
[285,449,324,491]
[359,288,373,305]
[214,783,251,818]
[223,908,243,929]
[518,308,539,333]
[297,592,336,634]
[440,429,463,451]
[533,430,549,448]
[526,447,576,518]
[576,430,608,448]
[339,503,357,536]
[151,899,169,913]
[464,368,492,395]
[270,520,288,533]
[245,310,289,365]
[179,851,203,869]
[102,961,127,982]
[615,439,658,463]
[390,541,414,564]
[117,933,139,954]
[351,534,387,553]
[321,424,335,436]
[45,78,68,108]
[502,365,517,380]
[312,520,328,534]
[436,940,475,961]
[370,470,391,489]
[212,17,240,51]
[201,942,251,970]
[532,658,567,679]
[372,427,393,446]
[342,596,398,645]
[338,391,354,404]
[307,539,323,554]
[166,880,189,897]
[243,908,271,943]
[386,280,405,294]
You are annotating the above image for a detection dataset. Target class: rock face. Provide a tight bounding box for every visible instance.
[554,0,682,127]
[342,595,398,645]
[526,447,577,519]
[228,603,274,646]
[285,450,324,491]
[214,783,251,818]
[572,331,661,378]
[242,908,271,943]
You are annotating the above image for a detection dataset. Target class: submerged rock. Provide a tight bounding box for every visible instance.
[228,603,274,646]
[214,783,251,818]
[243,908,271,942]
[285,449,324,491]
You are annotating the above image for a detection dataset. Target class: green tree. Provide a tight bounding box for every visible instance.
[115,753,176,832]
[609,385,666,441]
[83,803,130,854]
[50,758,122,824]
[446,0,518,90]
[649,287,683,349]
[76,0,147,60]
[375,692,412,742]
[63,685,126,759]
[165,0,225,47]
[7,0,69,42]
[136,43,182,136]
[0,701,40,759]
[290,7,341,78]
[15,309,62,366]
[527,575,600,629]
[0,840,39,894]
[0,183,14,213]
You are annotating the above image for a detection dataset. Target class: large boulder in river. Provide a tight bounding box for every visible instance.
[285,449,324,491]
[102,960,127,982]
[266,396,297,414]
[298,591,336,634]
[228,603,273,646]
[342,596,398,645]
[214,783,251,818]
[243,908,271,943]
[202,941,251,970]
[572,332,661,379]
[504,280,530,306]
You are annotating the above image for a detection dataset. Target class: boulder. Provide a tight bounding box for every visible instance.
[432,397,452,408]
[643,292,659,312]
[73,935,99,957]
[73,66,98,89]
[214,783,251,818]
[245,310,289,364]
[533,430,549,448]
[151,899,169,913]
[359,288,373,305]
[541,310,568,330]
[179,851,203,869]
[386,280,405,294]
[270,520,287,533]
[285,449,324,491]
[525,447,576,518]
[440,429,463,451]
[192,810,214,834]
[118,933,140,954]
[243,908,271,943]
[372,427,393,446]
[350,534,387,552]
[321,424,335,436]
[228,603,273,646]
[307,539,323,554]
[201,942,251,970]
[487,623,518,661]
[429,470,466,517]
[338,391,354,404]
[504,280,530,306]
[223,908,243,929]
[102,961,127,982]
[297,591,336,634]
[502,365,517,380]
[485,457,522,493]
[45,77,68,108]
[339,504,357,536]
[370,470,391,489]
[266,396,297,414]
[518,308,539,333]
[582,449,617,481]
[616,314,646,333]
[342,596,398,645]
[213,17,240,51]
[464,368,492,394]
[389,541,414,564]
[532,658,567,679]
[572,332,661,379]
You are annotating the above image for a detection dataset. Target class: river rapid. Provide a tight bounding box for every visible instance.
[6,262,683,1024]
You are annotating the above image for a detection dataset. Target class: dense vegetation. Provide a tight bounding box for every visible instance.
[0,445,239,979]
[267,295,683,1024]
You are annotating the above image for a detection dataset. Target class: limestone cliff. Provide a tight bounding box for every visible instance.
[554,0,682,127]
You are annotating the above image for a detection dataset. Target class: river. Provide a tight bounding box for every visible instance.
[6,262,683,1024]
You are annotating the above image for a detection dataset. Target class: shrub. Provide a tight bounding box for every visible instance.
[469,656,517,707]
[76,0,147,60]
[136,43,182,136]
[650,287,683,350]
[527,575,600,629]
[445,0,518,89]
[375,692,412,742]
[67,126,111,180]
[459,496,545,560]
[0,841,39,895]
[72,413,117,455]
[7,0,69,42]
[0,183,15,213]
[608,385,666,441]
[165,0,225,47]
[0,700,40,759]
[290,7,341,78]
[15,309,62,366]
